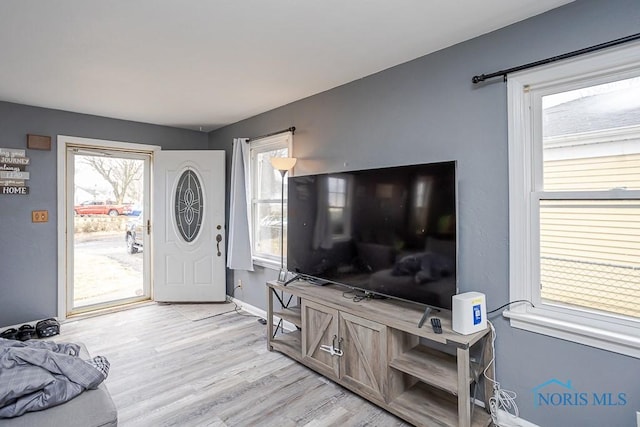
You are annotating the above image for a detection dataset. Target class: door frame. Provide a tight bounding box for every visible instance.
[56,135,160,320]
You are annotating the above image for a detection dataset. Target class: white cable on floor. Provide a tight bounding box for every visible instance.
[483,320,519,426]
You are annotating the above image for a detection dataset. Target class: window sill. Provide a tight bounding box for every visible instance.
[504,309,640,359]
[252,257,281,271]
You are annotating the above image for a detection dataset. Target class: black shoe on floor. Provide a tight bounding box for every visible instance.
[17,324,36,341]
[0,328,18,340]
[36,318,60,338]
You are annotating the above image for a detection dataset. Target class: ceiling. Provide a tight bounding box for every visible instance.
[0,1,573,132]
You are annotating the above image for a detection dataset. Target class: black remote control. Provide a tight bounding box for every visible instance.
[430,317,442,334]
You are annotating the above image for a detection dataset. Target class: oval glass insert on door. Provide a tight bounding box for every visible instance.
[174,168,204,242]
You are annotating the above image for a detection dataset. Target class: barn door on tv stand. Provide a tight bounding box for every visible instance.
[301,299,388,403]
[301,299,339,379]
[338,311,387,402]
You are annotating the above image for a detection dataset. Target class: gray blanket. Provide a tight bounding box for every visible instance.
[0,338,109,418]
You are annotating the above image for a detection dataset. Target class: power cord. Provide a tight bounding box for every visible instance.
[484,299,532,425]
[342,290,367,302]
[342,290,356,299]
[487,299,534,315]
[483,320,519,426]
[342,289,378,303]
[228,286,260,318]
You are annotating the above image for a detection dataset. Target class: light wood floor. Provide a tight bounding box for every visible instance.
[58,303,410,427]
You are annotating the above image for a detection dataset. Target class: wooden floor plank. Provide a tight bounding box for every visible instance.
[55,303,410,426]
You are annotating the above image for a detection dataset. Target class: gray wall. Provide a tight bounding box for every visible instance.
[209,0,640,425]
[0,101,207,326]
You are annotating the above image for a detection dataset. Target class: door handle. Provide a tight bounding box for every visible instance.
[216,234,222,256]
[336,337,344,357]
[321,335,343,357]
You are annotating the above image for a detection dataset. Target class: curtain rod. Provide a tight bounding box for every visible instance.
[245,126,296,142]
[472,32,640,84]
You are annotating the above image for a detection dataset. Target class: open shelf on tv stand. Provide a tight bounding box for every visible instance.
[266,280,493,427]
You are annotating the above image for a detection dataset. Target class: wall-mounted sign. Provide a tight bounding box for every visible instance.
[0,179,25,186]
[0,171,29,180]
[0,164,26,171]
[0,156,29,165]
[1,186,29,195]
[0,148,26,157]
[26,134,51,151]
[0,147,30,196]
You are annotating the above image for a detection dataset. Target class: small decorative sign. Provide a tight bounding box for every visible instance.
[0,156,30,165]
[0,147,30,196]
[0,148,26,156]
[0,164,26,171]
[0,171,29,180]
[0,179,26,186]
[26,134,51,151]
[1,186,29,195]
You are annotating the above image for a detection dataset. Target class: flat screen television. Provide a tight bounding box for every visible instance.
[287,161,457,310]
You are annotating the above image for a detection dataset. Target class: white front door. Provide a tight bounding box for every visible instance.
[153,150,226,302]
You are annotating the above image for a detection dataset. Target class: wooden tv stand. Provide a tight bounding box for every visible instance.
[266,280,493,427]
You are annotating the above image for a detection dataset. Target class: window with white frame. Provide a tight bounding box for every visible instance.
[505,42,640,358]
[249,133,293,266]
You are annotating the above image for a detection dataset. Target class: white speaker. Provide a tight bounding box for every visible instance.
[452,292,487,335]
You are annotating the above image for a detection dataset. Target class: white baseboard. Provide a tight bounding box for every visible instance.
[228,295,296,331]
[228,295,264,317]
[496,409,539,427]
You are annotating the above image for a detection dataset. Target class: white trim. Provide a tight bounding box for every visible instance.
[252,257,281,270]
[228,295,296,332]
[57,145,66,320]
[56,135,161,320]
[508,40,640,92]
[532,190,640,200]
[508,74,536,315]
[504,309,640,359]
[227,295,264,317]
[507,42,640,358]
[248,131,293,264]
[59,135,161,153]
[249,133,293,152]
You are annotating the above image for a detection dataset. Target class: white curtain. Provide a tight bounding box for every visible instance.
[227,138,254,271]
